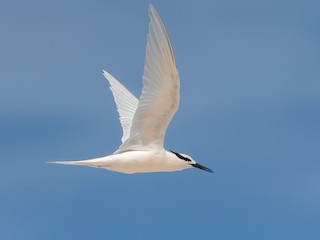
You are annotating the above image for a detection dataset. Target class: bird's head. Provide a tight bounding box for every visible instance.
[170,150,213,173]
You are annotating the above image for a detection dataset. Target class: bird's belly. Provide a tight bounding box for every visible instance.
[106,151,183,174]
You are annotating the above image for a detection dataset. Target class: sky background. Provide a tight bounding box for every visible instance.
[1,0,320,239]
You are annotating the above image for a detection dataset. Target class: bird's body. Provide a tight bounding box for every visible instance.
[53,150,193,174]
[50,5,213,174]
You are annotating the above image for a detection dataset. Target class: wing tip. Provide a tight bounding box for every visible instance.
[148,4,158,18]
[102,69,108,77]
[102,70,113,84]
[149,3,155,10]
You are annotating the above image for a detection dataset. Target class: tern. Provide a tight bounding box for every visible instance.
[50,5,213,174]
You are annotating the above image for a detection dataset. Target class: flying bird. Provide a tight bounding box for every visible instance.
[50,5,213,174]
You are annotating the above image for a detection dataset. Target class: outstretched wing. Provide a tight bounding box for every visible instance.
[103,70,139,144]
[117,5,180,153]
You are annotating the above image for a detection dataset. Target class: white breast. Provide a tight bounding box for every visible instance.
[105,150,189,174]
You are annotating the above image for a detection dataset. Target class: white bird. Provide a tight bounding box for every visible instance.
[50,5,213,174]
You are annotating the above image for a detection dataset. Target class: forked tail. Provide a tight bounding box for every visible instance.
[47,156,112,168]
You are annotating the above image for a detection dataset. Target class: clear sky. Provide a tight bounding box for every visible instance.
[1,0,319,239]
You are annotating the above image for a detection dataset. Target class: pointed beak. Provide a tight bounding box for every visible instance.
[191,163,213,173]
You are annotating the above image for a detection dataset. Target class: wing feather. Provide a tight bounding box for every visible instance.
[103,70,139,143]
[117,5,180,153]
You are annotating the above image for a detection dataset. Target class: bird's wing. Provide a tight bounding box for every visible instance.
[117,5,180,153]
[103,70,139,144]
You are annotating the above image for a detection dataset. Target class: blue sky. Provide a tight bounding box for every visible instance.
[1,0,320,239]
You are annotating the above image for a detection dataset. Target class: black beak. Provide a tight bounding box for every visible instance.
[191,163,213,173]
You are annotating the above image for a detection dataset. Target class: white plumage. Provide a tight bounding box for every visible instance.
[102,70,138,145]
[49,5,212,174]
